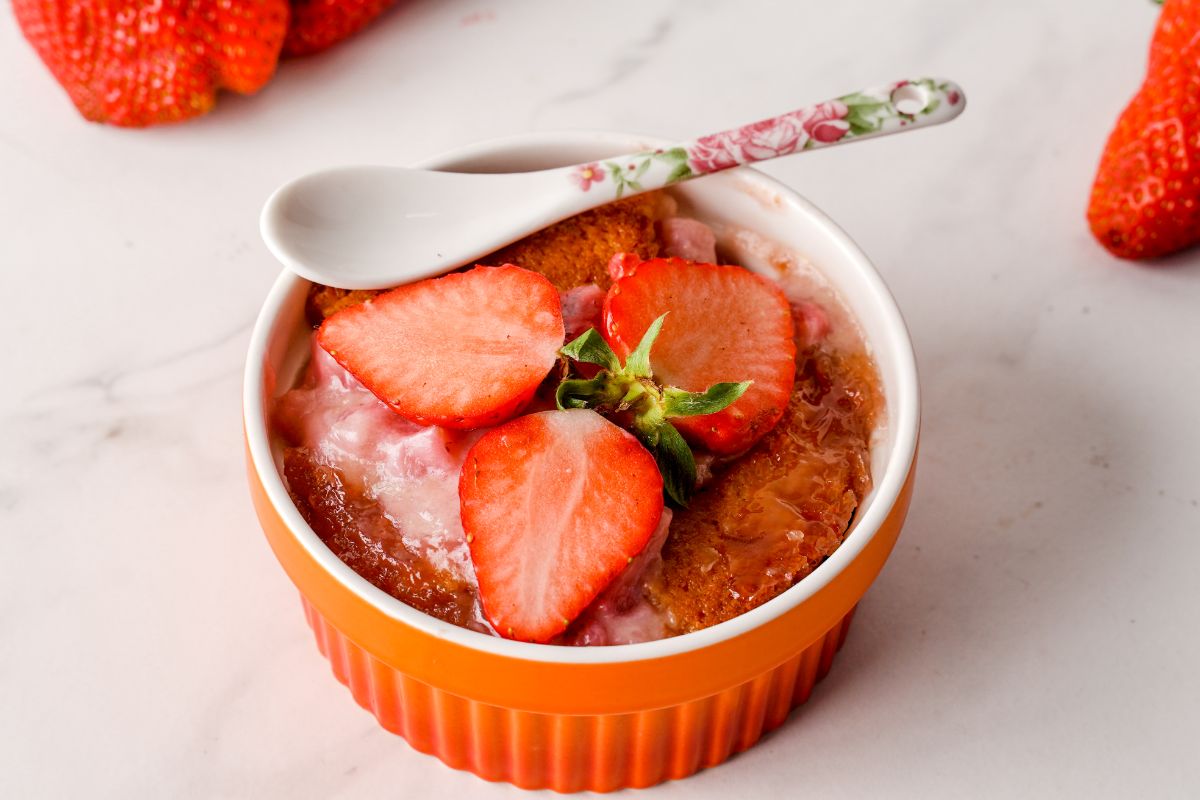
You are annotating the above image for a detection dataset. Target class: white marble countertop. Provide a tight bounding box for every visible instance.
[3,0,1198,796]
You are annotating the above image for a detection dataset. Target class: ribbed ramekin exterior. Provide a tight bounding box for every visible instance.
[247,446,913,791]
[302,596,856,792]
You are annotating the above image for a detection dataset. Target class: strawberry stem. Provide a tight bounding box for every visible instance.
[556,314,751,506]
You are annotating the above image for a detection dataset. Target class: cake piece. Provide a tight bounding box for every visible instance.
[283,449,483,630]
[649,346,880,633]
[306,286,379,327]
[486,193,667,291]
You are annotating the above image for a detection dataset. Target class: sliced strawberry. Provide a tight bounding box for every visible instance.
[603,257,796,455]
[459,409,664,642]
[607,251,644,282]
[317,265,564,429]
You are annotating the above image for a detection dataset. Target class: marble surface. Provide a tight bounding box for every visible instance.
[2,0,1198,796]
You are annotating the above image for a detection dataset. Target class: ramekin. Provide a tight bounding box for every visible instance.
[243,131,919,792]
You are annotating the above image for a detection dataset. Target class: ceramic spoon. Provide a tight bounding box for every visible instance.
[261,78,965,290]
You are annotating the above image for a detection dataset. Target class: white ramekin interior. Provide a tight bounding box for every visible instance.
[243,131,919,665]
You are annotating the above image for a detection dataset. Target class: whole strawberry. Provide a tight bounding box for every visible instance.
[13,0,289,127]
[282,0,396,57]
[1088,0,1200,259]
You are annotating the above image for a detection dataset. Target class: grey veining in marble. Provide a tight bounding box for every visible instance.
[1,0,1197,797]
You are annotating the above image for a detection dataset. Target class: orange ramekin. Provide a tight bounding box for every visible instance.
[243,132,920,792]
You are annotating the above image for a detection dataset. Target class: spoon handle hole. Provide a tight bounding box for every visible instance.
[891,83,930,115]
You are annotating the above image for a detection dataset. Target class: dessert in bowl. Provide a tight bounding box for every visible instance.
[244,131,919,792]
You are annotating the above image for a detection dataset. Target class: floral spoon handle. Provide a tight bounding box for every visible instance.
[568,77,965,200]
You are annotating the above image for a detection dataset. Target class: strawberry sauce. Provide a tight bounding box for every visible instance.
[274,340,670,643]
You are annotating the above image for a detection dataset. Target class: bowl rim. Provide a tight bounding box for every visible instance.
[243,129,920,666]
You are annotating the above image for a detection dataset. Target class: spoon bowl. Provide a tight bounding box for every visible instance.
[262,166,587,290]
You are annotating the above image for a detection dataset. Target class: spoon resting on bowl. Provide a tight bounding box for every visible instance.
[261,78,965,290]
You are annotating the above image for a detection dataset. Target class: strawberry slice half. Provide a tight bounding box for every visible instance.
[317,265,564,429]
[460,409,664,642]
[603,257,796,455]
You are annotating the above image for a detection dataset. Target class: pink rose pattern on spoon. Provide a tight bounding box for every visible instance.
[581,78,965,198]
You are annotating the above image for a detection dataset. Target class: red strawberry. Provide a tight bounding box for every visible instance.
[283,0,396,57]
[13,0,288,127]
[459,409,664,642]
[317,265,564,429]
[1088,0,1200,259]
[603,258,795,455]
[607,251,643,282]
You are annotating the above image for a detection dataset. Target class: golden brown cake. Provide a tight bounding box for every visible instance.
[486,193,666,291]
[650,348,879,633]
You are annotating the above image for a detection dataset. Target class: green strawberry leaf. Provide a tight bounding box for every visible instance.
[556,375,618,410]
[650,421,697,506]
[662,381,751,418]
[624,313,666,377]
[552,320,749,507]
[559,328,621,372]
